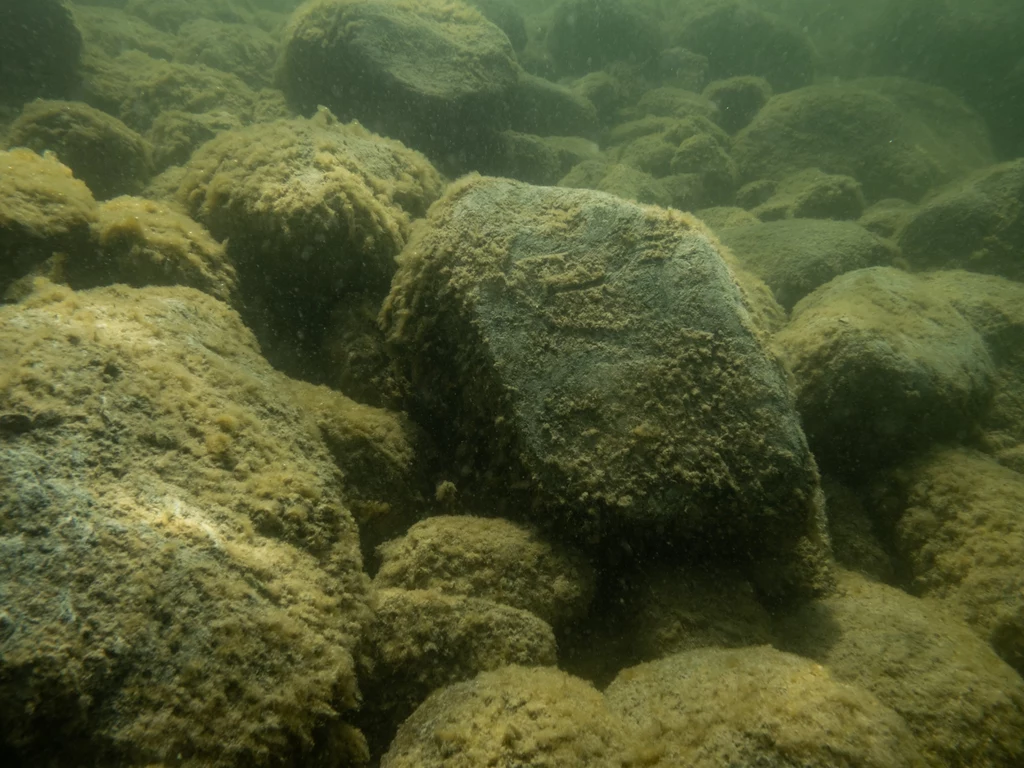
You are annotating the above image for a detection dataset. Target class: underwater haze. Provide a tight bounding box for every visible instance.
[2,0,1024,765]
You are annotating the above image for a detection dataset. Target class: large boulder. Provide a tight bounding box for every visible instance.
[0,282,372,766]
[898,159,1024,280]
[732,78,994,203]
[546,0,663,76]
[0,0,82,106]
[672,0,815,93]
[605,645,926,767]
[774,267,995,476]
[777,570,1024,768]
[880,447,1024,676]
[717,219,899,311]
[176,109,444,380]
[278,0,518,164]
[0,148,97,294]
[381,175,830,598]
[6,99,154,200]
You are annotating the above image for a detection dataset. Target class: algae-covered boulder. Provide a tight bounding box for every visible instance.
[284,378,432,557]
[0,282,372,767]
[774,267,994,476]
[86,195,239,305]
[374,515,595,628]
[559,160,672,207]
[702,75,772,133]
[381,175,830,598]
[672,0,815,92]
[0,148,97,293]
[749,167,865,222]
[0,0,83,106]
[717,219,898,311]
[881,447,1024,676]
[278,0,518,162]
[546,0,663,77]
[898,158,1024,280]
[356,588,557,752]
[174,19,279,89]
[733,78,994,203]
[777,570,1024,768]
[6,99,154,200]
[177,109,443,376]
[380,665,638,767]
[605,645,926,768]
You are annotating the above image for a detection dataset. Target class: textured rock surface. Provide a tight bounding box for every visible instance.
[0,282,372,767]
[0,0,82,106]
[0,148,98,293]
[881,447,1024,675]
[733,78,994,203]
[898,159,1024,280]
[774,267,994,475]
[5,99,154,200]
[718,219,898,311]
[279,0,518,162]
[777,570,1024,768]
[606,645,926,768]
[382,175,830,597]
[374,515,595,628]
[381,665,637,767]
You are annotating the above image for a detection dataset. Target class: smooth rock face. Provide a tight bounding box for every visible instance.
[278,0,518,161]
[382,175,828,595]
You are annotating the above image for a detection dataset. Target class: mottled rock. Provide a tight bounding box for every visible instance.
[278,0,518,161]
[774,267,994,475]
[898,159,1024,280]
[382,175,830,597]
[0,148,97,293]
[6,99,153,200]
[733,78,994,203]
[381,665,636,767]
[777,570,1024,768]
[718,219,897,311]
[0,282,372,767]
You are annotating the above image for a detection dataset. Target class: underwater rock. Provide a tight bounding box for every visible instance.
[145,108,243,171]
[284,378,433,559]
[80,48,272,134]
[821,478,894,583]
[619,86,719,124]
[669,132,738,205]
[898,158,1024,280]
[672,0,815,92]
[85,195,239,305]
[546,0,663,77]
[508,71,600,139]
[278,0,518,163]
[123,0,256,33]
[880,447,1024,676]
[380,665,637,767]
[732,78,994,203]
[614,565,773,662]
[0,282,372,767]
[6,99,154,200]
[777,569,1024,768]
[0,0,83,107]
[176,109,443,378]
[71,4,179,61]
[381,175,830,599]
[858,198,917,241]
[702,75,772,134]
[374,515,595,629]
[174,19,279,89]
[559,160,673,207]
[605,645,927,768]
[774,267,994,476]
[467,0,527,52]
[483,131,600,186]
[0,148,98,294]
[717,219,897,311]
[749,167,865,222]
[356,588,557,752]
[920,270,1024,473]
